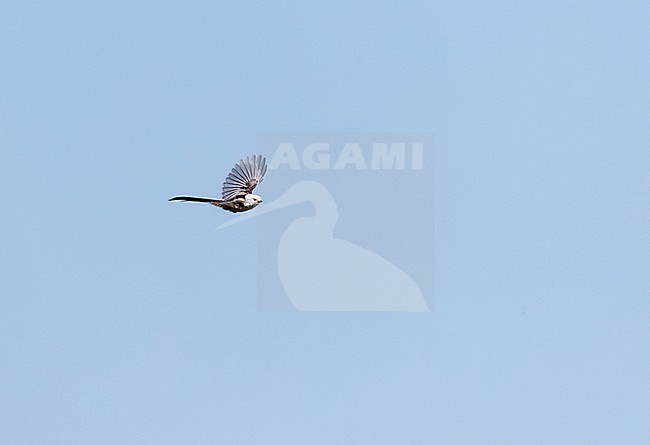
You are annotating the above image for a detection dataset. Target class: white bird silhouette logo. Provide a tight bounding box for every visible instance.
[218,180,430,311]
[169,155,268,213]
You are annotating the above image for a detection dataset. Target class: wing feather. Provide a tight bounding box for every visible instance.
[229,166,247,183]
[221,155,268,200]
[245,155,254,178]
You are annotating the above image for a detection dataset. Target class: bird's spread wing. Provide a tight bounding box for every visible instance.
[222,155,267,200]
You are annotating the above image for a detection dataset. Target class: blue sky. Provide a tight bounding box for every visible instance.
[1,1,649,443]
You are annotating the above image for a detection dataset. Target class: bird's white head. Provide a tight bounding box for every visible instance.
[245,193,263,208]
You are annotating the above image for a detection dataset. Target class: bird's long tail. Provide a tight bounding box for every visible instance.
[169,196,223,204]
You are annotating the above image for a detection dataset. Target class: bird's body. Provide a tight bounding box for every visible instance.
[169,155,267,213]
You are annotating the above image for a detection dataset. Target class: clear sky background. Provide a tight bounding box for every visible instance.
[1,1,649,443]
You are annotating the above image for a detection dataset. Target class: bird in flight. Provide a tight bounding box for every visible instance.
[169,155,268,213]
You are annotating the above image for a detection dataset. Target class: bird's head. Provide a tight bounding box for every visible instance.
[244,194,263,208]
[248,194,263,204]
